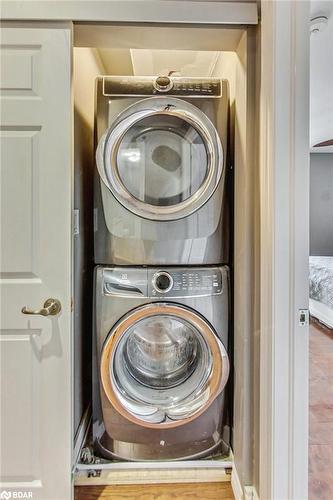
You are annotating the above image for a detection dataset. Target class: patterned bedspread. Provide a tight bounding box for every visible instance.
[309,256,333,310]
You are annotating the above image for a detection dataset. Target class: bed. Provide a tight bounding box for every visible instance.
[309,256,333,329]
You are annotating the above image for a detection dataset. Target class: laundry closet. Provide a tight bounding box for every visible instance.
[72,21,259,487]
[1,3,310,500]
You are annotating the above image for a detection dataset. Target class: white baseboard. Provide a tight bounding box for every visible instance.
[231,466,260,500]
[253,486,259,500]
[244,486,253,500]
[231,466,243,500]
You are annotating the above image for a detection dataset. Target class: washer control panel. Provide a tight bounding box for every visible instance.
[103,267,225,298]
[149,268,223,297]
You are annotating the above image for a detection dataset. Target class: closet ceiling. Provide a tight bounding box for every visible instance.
[310,0,333,152]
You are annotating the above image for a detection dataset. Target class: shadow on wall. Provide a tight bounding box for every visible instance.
[310,153,333,256]
[74,107,94,435]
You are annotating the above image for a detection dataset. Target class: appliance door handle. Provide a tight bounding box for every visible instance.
[104,282,144,296]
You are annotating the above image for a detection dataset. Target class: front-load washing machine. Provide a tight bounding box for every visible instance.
[94,76,230,266]
[93,265,230,461]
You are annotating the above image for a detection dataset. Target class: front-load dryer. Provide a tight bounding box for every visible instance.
[94,76,230,266]
[93,265,230,461]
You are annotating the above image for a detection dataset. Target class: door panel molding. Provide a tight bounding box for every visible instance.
[0,127,41,278]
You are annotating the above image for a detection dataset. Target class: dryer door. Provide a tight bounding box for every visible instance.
[96,97,223,221]
[100,303,229,428]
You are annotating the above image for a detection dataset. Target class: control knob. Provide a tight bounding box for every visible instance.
[152,271,173,293]
[154,76,173,92]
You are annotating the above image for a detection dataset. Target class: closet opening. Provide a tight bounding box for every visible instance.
[308,4,333,495]
[72,22,259,486]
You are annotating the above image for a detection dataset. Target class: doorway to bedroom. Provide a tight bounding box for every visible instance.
[308,156,333,499]
[309,2,333,498]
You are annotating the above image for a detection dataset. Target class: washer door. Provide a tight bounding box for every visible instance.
[96,97,223,221]
[100,303,229,429]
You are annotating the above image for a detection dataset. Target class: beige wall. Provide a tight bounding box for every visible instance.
[74,47,105,125]
[214,31,259,491]
[73,48,105,434]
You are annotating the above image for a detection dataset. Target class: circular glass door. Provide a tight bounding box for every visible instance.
[96,97,223,221]
[100,303,229,428]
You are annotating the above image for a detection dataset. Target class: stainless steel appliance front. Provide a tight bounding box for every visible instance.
[94,76,230,266]
[93,265,230,461]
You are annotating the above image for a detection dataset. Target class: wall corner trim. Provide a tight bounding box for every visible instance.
[231,468,259,500]
[245,485,260,500]
[231,466,244,500]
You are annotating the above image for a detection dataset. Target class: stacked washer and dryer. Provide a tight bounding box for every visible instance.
[93,75,231,461]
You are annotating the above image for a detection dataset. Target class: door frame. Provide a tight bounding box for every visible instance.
[259,2,310,499]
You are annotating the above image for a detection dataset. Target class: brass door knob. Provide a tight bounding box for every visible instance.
[21,298,62,316]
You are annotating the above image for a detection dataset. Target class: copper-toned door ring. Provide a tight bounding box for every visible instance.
[100,303,229,430]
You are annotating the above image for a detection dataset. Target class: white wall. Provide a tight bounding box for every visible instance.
[310,1,333,149]
[310,153,333,255]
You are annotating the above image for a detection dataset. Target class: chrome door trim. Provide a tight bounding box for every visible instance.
[100,303,229,429]
[96,97,223,221]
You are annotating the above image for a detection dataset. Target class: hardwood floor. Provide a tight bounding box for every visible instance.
[309,320,333,500]
[75,482,234,500]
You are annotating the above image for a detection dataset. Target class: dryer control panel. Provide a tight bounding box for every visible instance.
[102,267,225,298]
[102,76,222,98]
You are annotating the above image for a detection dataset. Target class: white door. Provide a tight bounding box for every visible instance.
[0,24,73,500]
